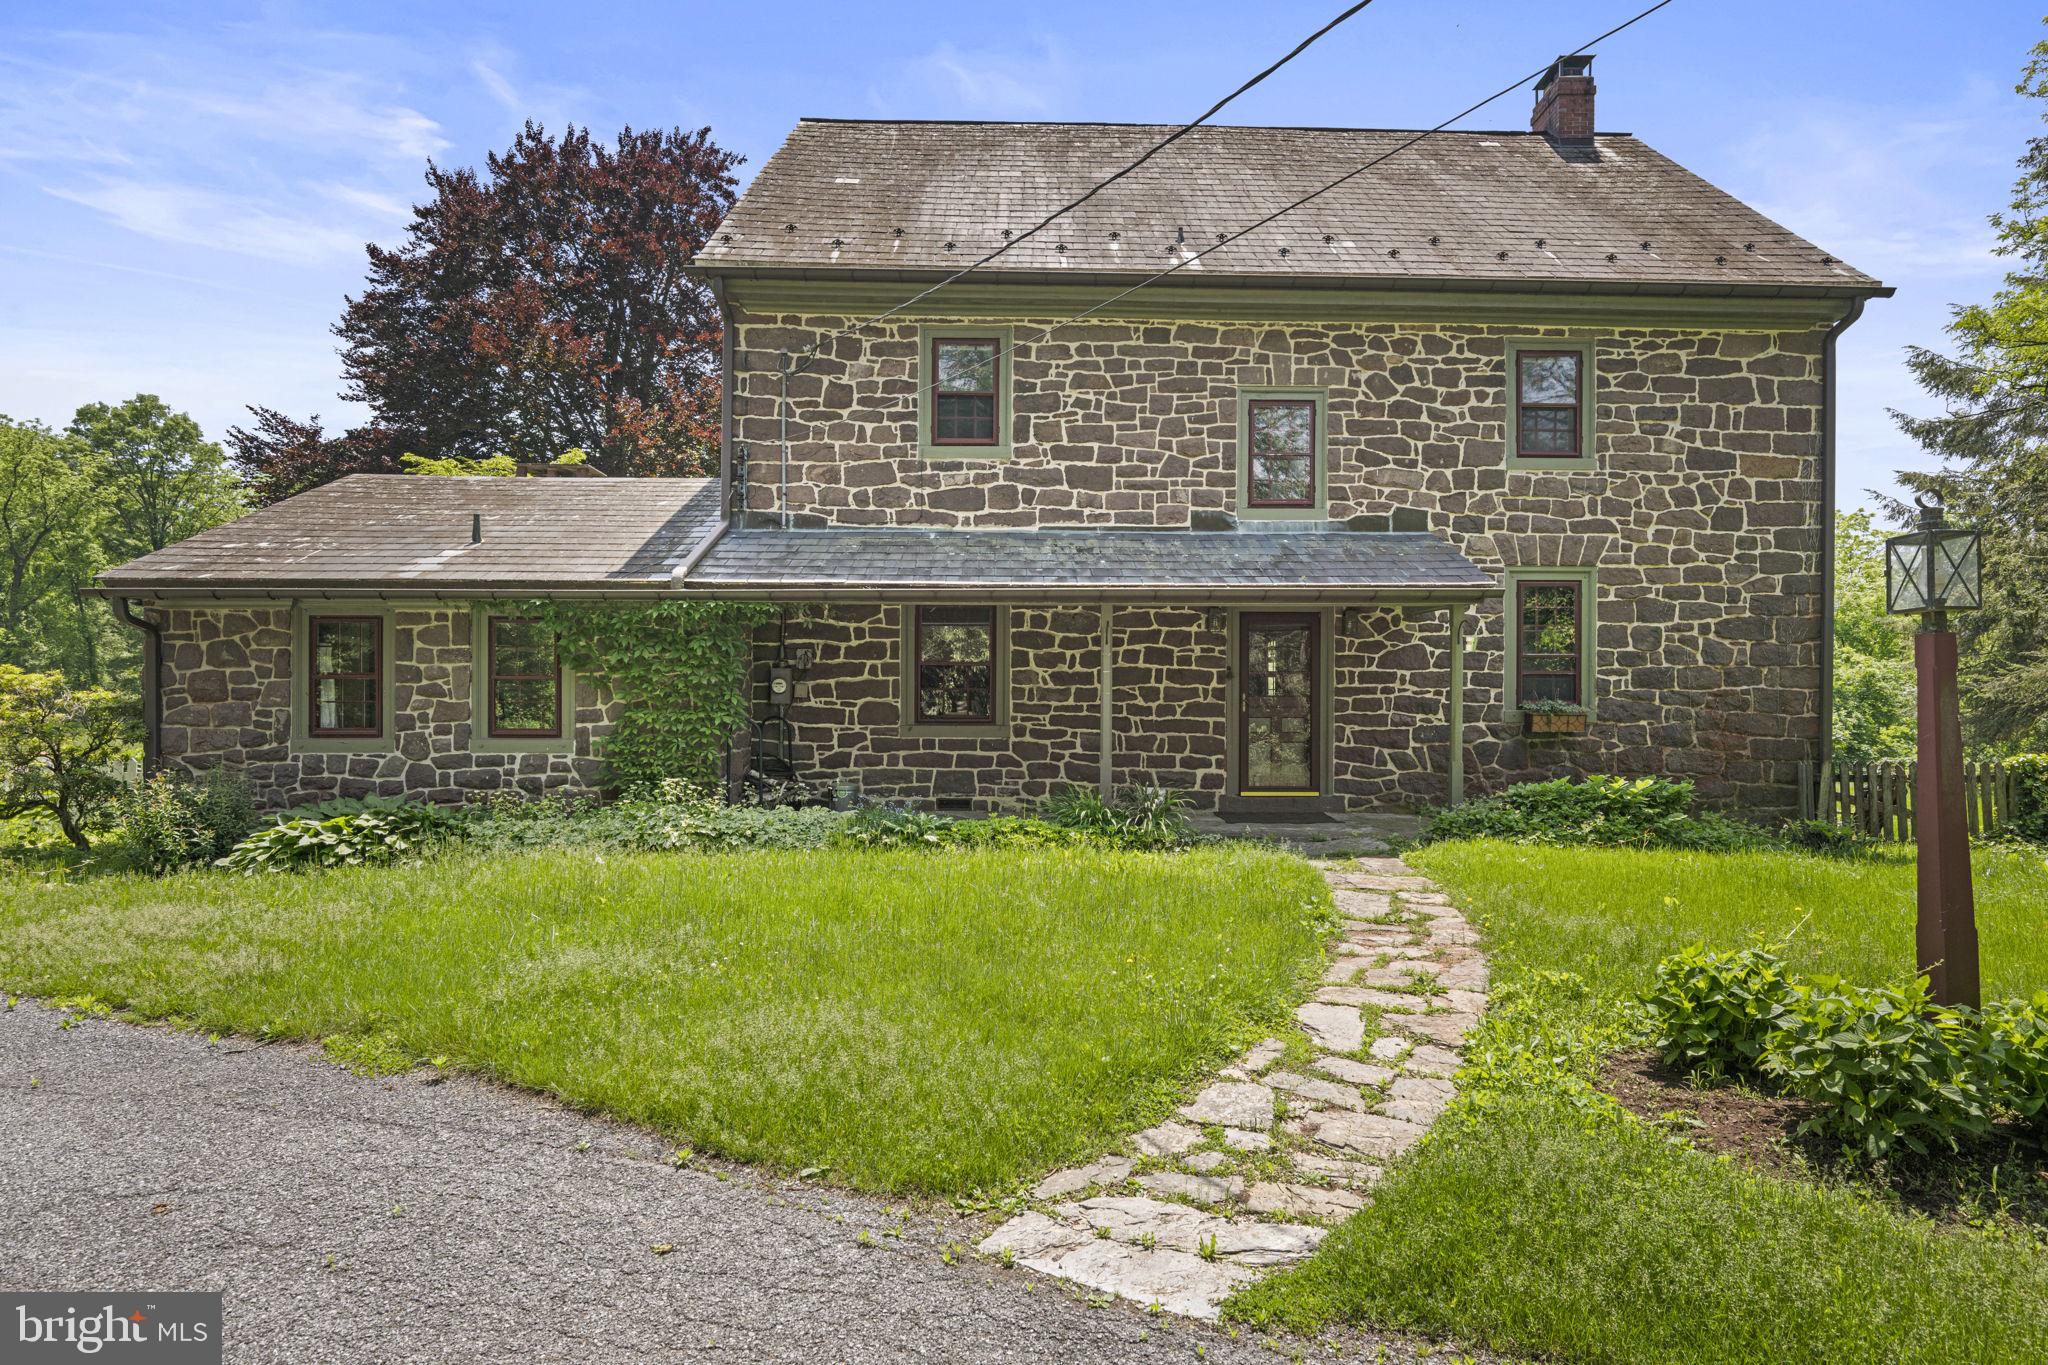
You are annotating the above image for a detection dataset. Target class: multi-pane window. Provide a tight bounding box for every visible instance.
[1515,350,1583,458]
[1247,398,1316,506]
[309,616,381,737]
[930,337,1000,446]
[487,617,562,738]
[1515,581,1583,706]
[915,605,995,723]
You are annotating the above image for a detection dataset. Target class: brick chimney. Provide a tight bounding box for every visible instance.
[1530,54,1595,142]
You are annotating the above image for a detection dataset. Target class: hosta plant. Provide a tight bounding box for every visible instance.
[218,806,450,873]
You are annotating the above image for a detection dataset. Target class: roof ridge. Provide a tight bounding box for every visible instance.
[794,116,1637,137]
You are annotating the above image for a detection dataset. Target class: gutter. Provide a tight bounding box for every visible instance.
[86,584,694,602]
[109,597,162,774]
[1819,296,1869,774]
[671,583,1498,606]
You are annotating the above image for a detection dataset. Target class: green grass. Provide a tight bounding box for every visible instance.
[1413,841,2048,1001]
[0,844,1330,1195]
[1227,841,2048,1364]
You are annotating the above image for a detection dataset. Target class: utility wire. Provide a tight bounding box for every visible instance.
[955,0,1678,383]
[787,0,1379,376]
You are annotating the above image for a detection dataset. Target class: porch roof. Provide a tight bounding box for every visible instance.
[678,526,1495,603]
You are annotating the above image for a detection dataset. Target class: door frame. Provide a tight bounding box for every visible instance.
[1229,608,1333,800]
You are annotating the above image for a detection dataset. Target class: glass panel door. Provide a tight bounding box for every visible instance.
[1239,613,1318,794]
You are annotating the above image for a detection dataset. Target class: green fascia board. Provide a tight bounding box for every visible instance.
[726,277,1871,330]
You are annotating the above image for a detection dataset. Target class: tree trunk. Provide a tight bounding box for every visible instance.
[55,802,91,850]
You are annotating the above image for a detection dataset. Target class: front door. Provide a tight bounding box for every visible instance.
[1238,612,1319,795]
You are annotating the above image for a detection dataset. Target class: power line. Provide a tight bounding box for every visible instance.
[943,0,1678,384]
[787,0,1380,376]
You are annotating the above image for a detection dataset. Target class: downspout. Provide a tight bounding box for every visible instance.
[778,356,792,532]
[714,277,737,524]
[110,597,161,774]
[1819,297,1868,775]
[1098,603,1114,800]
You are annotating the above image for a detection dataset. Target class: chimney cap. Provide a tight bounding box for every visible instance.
[1536,53,1595,97]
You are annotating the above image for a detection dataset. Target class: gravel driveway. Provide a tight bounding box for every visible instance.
[0,1002,1474,1363]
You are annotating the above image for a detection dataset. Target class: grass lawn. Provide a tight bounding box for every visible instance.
[1227,841,2048,1364]
[0,844,1329,1195]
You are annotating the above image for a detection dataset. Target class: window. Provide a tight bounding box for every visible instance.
[486,617,562,738]
[308,616,381,737]
[930,337,1000,447]
[1515,580,1583,706]
[914,606,995,723]
[1247,399,1316,507]
[1514,350,1583,459]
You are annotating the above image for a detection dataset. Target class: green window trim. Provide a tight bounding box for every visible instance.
[469,609,577,755]
[289,603,397,754]
[1500,566,1599,721]
[897,604,1010,738]
[916,324,1015,462]
[1234,387,1329,521]
[1504,337,1599,471]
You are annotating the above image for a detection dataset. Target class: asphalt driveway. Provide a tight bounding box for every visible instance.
[0,1002,1473,1363]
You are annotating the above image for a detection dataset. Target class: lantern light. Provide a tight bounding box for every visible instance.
[1885,494,1982,618]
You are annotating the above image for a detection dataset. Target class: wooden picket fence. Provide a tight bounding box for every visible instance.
[1797,757,2020,841]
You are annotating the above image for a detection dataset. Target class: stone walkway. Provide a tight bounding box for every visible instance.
[979,855,1489,1319]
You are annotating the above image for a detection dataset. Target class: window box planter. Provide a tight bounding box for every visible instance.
[1523,708,1588,736]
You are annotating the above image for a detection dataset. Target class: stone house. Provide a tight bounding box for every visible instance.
[99,59,1889,817]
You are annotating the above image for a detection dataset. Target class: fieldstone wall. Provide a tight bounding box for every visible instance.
[152,604,617,808]
[733,308,1827,816]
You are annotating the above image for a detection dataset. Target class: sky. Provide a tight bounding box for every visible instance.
[0,0,2039,511]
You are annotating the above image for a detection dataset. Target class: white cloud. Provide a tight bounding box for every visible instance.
[44,179,373,266]
[903,40,1072,117]
[468,41,591,132]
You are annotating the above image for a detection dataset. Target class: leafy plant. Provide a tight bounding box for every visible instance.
[218,804,453,873]
[113,769,255,873]
[1425,776,1767,852]
[1763,974,1995,1160]
[1040,783,1193,850]
[2005,754,2048,843]
[1979,994,2048,1130]
[1780,817,1875,857]
[833,804,953,850]
[516,599,778,790]
[0,665,138,849]
[1646,942,1799,1080]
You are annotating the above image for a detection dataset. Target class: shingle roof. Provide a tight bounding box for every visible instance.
[696,119,1883,296]
[97,475,722,596]
[681,527,1494,602]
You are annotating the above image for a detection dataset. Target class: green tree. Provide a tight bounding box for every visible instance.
[69,394,244,560]
[0,664,137,848]
[399,448,589,477]
[0,418,104,678]
[1888,22,2048,752]
[1832,510,1916,762]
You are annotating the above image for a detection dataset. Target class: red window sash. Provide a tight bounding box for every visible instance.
[308,615,382,737]
[929,337,1001,447]
[1514,350,1583,460]
[487,617,563,739]
[914,606,996,723]
[1245,398,1317,508]
[1515,580,1583,706]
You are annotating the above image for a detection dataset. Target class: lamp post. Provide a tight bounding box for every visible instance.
[1884,494,1984,1008]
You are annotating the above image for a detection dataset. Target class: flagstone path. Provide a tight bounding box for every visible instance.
[979,854,1489,1319]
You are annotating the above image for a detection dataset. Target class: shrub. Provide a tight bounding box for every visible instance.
[219,803,454,873]
[0,665,139,850]
[2005,754,2048,843]
[113,770,256,874]
[832,804,953,850]
[1645,945,2040,1159]
[1425,776,1769,852]
[1979,994,2048,1131]
[1646,942,1799,1080]
[1040,783,1194,850]
[1763,974,1995,1160]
